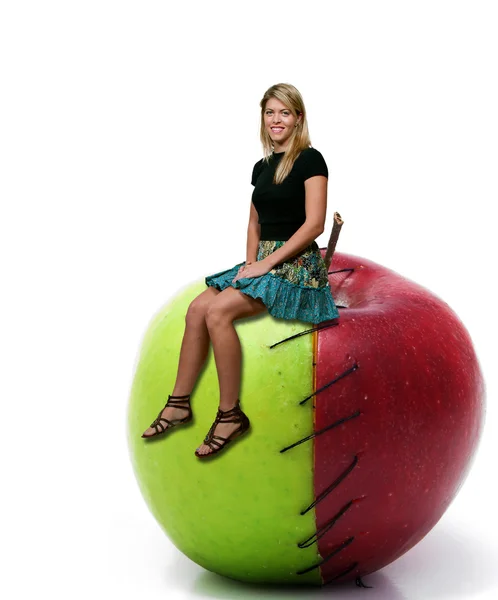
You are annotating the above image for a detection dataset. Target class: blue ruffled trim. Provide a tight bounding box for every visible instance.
[205,261,339,324]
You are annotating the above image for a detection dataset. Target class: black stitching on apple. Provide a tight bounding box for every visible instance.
[299,363,359,406]
[295,457,359,580]
[280,410,361,453]
[355,576,373,588]
[266,266,361,583]
[297,499,354,548]
[301,455,359,515]
[268,321,339,349]
[327,267,355,275]
[285,352,360,578]
[296,536,355,575]
[322,562,362,587]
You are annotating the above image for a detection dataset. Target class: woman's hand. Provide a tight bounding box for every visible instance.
[233,264,247,280]
[232,261,252,282]
[232,259,272,283]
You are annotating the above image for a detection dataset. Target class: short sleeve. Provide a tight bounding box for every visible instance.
[251,160,263,186]
[298,148,328,181]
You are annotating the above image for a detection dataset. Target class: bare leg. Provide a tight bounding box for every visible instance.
[171,291,219,397]
[208,318,243,411]
[195,288,267,455]
[142,286,219,436]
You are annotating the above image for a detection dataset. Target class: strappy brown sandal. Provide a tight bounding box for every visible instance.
[141,393,192,439]
[194,400,250,459]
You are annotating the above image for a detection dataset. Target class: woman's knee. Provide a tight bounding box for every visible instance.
[186,287,219,322]
[205,302,227,328]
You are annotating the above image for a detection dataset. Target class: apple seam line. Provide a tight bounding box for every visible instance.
[268,321,368,587]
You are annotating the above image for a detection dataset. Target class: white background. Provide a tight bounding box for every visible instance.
[1,1,497,598]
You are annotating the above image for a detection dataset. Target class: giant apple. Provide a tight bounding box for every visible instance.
[127,249,485,587]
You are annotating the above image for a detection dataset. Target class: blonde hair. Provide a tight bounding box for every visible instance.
[258,83,312,184]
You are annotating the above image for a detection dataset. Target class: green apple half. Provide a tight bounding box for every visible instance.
[127,280,321,586]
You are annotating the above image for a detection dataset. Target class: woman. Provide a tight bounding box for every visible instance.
[141,83,340,459]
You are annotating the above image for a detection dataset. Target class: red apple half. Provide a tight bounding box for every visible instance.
[305,249,485,584]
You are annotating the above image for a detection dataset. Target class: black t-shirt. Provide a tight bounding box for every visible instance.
[251,147,328,240]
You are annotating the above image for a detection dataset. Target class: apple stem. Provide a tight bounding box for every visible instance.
[323,211,344,271]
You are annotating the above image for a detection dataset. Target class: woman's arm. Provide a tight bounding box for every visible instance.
[263,175,327,268]
[246,200,261,264]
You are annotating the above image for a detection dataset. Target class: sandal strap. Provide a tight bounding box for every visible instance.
[152,417,173,433]
[211,432,239,443]
[203,420,248,453]
[165,401,190,409]
[206,438,225,450]
[164,394,191,409]
[204,401,245,444]
[206,432,240,450]
[151,413,176,427]
[215,410,244,424]
[215,402,243,421]
[144,394,192,438]
[151,395,191,429]
[217,414,242,423]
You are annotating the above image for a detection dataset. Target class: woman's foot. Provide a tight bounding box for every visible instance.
[141,394,192,438]
[195,401,250,457]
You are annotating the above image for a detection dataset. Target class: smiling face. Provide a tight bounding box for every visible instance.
[264,97,302,153]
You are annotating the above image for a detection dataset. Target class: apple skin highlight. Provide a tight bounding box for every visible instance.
[127,251,485,586]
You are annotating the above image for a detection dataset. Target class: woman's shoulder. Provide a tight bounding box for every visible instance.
[295,147,328,178]
[251,157,266,186]
[252,157,266,174]
[297,146,325,160]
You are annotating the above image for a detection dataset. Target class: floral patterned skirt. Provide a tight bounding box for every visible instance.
[204,240,339,324]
